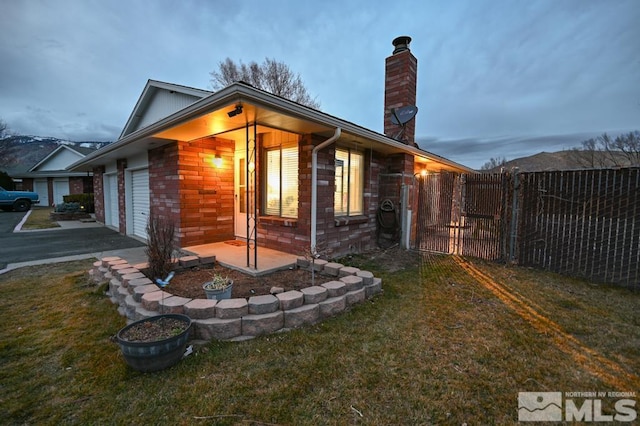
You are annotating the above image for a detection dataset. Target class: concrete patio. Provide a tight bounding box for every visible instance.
[110,241,299,277]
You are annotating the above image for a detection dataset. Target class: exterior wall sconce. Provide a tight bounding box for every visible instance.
[212,154,223,168]
[227,104,243,118]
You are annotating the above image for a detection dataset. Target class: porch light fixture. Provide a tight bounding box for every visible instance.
[227,104,243,118]
[212,154,223,168]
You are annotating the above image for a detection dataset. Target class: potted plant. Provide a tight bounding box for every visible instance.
[203,273,234,300]
[116,313,192,373]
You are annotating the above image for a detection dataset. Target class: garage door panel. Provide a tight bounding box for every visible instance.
[107,174,119,228]
[131,169,149,240]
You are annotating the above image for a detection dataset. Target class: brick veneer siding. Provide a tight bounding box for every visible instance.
[69,177,84,194]
[148,143,180,242]
[149,138,235,248]
[257,134,386,259]
[178,137,235,246]
[21,178,34,191]
[379,152,415,217]
[117,159,127,233]
[93,166,105,223]
[384,40,418,146]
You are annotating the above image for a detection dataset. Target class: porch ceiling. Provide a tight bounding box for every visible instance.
[153,103,333,142]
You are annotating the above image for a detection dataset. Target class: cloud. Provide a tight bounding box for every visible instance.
[0,0,637,166]
[418,129,637,169]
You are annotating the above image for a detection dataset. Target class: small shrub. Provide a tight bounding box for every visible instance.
[63,193,94,213]
[145,216,176,281]
[54,202,82,213]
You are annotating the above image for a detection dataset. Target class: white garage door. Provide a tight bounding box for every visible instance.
[106,174,119,228]
[34,179,49,206]
[53,179,68,205]
[131,169,150,240]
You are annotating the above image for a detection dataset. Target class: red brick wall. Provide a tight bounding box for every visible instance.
[47,179,54,207]
[384,46,418,145]
[93,166,105,223]
[69,177,84,194]
[177,137,235,246]
[21,178,34,191]
[148,138,236,248]
[257,134,388,259]
[149,143,180,244]
[117,159,127,233]
[313,143,381,258]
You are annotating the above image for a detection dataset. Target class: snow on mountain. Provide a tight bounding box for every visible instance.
[0,135,111,175]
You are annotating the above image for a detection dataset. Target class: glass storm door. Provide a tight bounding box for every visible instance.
[235,150,248,239]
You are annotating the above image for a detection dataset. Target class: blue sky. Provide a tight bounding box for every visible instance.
[1,0,638,168]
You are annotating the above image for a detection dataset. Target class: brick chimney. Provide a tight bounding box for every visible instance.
[384,36,418,146]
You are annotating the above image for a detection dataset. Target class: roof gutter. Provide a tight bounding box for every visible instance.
[311,127,341,254]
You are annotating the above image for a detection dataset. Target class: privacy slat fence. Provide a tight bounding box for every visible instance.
[517,168,640,288]
[412,167,640,289]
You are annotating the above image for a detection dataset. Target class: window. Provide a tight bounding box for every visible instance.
[264,145,298,218]
[335,148,364,216]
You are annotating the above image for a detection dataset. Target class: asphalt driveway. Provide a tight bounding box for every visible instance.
[0,211,145,270]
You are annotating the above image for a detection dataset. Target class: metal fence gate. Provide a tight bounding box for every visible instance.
[414,172,511,260]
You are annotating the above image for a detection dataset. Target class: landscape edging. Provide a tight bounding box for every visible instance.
[90,255,382,342]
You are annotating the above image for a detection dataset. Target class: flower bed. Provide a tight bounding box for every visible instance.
[90,255,382,342]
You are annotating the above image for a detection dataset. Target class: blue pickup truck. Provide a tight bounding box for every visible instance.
[0,186,40,212]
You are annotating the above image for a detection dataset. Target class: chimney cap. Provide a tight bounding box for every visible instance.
[392,36,412,54]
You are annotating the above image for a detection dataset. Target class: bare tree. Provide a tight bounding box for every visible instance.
[210,57,320,109]
[570,131,640,168]
[0,118,9,140]
[480,156,508,171]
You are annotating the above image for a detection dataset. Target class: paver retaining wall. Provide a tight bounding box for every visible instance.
[90,256,382,342]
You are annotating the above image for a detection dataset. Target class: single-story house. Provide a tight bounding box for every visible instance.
[16,144,96,206]
[70,36,471,264]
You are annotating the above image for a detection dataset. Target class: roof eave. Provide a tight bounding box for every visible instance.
[70,82,472,173]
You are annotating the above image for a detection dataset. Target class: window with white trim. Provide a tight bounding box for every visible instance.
[335,148,364,216]
[263,133,299,218]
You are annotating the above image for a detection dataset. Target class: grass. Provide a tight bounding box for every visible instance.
[0,253,638,424]
[21,207,60,230]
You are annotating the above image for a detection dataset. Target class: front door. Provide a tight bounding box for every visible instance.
[234,150,247,239]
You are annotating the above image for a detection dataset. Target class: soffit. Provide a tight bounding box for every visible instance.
[153,103,332,141]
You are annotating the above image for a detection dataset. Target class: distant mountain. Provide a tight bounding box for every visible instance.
[486,150,637,173]
[0,135,111,175]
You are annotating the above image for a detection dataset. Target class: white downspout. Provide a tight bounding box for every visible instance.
[311,127,341,254]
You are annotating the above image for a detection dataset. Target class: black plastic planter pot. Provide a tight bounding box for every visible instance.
[116,314,192,373]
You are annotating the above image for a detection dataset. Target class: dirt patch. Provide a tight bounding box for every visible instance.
[147,247,415,300]
[164,264,334,299]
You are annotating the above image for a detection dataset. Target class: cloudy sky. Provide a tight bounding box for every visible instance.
[1,0,638,169]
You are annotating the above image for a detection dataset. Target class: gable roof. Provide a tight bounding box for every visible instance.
[71,81,472,173]
[28,145,85,172]
[11,144,93,178]
[119,79,212,139]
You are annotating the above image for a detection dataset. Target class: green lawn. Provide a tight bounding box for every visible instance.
[0,253,638,424]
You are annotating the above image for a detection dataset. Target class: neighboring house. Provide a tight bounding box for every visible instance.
[15,145,96,206]
[70,37,472,263]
